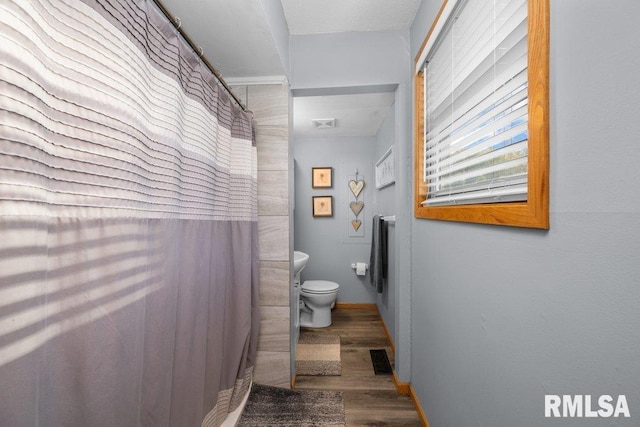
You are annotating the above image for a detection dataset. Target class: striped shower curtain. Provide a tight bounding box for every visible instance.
[0,1,258,426]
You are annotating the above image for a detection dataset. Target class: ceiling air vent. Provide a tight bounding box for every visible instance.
[311,118,336,129]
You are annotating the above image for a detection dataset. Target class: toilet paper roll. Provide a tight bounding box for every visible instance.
[355,262,367,276]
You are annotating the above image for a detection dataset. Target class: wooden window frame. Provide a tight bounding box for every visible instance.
[414,0,550,229]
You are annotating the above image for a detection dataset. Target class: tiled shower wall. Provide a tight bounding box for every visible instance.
[231,83,291,388]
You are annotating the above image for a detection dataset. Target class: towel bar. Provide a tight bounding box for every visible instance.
[380,215,396,223]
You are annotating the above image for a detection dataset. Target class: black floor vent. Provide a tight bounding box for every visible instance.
[369,349,392,375]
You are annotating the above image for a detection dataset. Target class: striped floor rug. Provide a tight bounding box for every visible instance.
[296,333,342,376]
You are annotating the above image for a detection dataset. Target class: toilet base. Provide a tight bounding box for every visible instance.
[299,303,332,328]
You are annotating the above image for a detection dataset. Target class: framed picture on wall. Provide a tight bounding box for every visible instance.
[375,146,395,189]
[312,196,333,217]
[312,167,333,188]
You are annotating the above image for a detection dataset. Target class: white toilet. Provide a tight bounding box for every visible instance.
[299,280,339,328]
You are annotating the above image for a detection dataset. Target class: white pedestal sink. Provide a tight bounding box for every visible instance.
[293,251,309,278]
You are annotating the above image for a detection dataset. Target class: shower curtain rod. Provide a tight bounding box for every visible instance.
[152,0,249,113]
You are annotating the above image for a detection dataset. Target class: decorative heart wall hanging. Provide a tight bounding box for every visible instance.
[351,220,362,231]
[348,180,365,198]
[349,201,364,217]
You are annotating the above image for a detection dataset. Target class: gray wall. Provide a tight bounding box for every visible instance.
[372,104,397,339]
[289,29,411,308]
[289,29,413,378]
[408,1,640,425]
[258,0,290,75]
[294,136,378,303]
[289,31,409,90]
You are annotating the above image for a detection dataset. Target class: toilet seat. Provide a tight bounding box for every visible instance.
[302,280,339,294]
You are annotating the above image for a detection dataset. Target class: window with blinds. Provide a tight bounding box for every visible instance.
[414,0,549,228]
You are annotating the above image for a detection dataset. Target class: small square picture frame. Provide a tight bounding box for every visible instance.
[312,167,333,188]
[312,196,333,217]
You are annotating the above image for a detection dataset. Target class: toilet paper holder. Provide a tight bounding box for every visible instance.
[351,262,368,275]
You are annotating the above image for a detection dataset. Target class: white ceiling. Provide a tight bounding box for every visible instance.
[294,92,396,138]
[159,0,420,137]
[281,0,421,35]
[158,0,284,77]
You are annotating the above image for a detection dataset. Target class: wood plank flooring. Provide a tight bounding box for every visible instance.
[294,307,423,426]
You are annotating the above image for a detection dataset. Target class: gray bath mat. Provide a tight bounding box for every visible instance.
[238,383,345,426]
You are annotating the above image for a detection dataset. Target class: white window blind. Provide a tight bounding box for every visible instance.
[422,0,529,206]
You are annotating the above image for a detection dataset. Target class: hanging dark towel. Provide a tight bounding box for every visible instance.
[369,215,387,294]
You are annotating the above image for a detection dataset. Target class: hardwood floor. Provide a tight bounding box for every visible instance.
[294,307,423,426]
